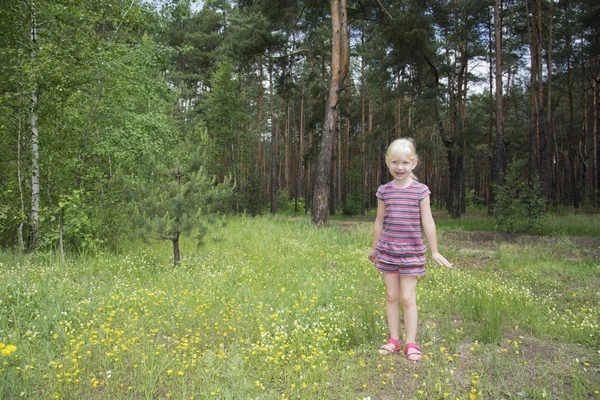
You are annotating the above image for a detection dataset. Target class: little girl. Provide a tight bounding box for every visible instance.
[368,138,453,361]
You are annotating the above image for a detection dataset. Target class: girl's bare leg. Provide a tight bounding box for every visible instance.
[399,276,418,344]
[383,273,402,340]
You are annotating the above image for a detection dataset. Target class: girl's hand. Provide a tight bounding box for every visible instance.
[432,252,453,268]
[368,249,376,262]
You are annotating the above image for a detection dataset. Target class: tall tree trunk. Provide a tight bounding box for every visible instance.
[368,95,374,208]
[546,0,554,201]
[565,1,578,207]
[284,102,290,189]
[486,5,494,212]
[527,0,539,183]
[269,65,278,215]
[492,0,506,204]
[17,111,25,252]
[257,56,264,203]
[336,113,342,209]
[537,0,550,199]
[591,76,600,206]
[297,83,305,211]
[343,82,350,207]
[30,2,40,251]
[312,0,349,226]
[360,33,366,216]
[582,67,590,199]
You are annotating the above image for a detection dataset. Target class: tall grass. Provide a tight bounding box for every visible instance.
[0,215,598,399]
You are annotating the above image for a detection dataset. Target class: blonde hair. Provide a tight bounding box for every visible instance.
[386,138,419,180]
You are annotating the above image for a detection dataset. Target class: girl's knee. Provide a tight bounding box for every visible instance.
[400,293,416,307]
[385,290,401,304]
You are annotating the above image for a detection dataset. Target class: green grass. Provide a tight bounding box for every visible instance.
[1,215,599,399]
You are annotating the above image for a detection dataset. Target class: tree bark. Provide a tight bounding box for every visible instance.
[537,0,550,200]
[491,0,506,203]
[17,111,25,252]
[360,33,366,216]
[546,0,554,201]
[343,82,350,207]
[269,64,278,214]
[527,0,539,183]
[312,0,349,226]
[173,232,180,265]
[30,2,40,251]
[486,5,494,212]
[297,82,305,211]
[565,7,578,207]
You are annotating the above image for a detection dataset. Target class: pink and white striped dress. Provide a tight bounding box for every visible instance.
[374,181,431,276]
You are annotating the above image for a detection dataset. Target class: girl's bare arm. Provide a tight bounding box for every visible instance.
[420,195,453,268]
[368,199,386,262]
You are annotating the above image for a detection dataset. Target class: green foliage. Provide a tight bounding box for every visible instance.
[128,134,235,263]
[41,190,105,253]
[276,189,292,213]
[342,192,362,216]
[493,161,547,233]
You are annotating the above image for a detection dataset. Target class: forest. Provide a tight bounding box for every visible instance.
[1,0,599,256]
[2,2,600,399]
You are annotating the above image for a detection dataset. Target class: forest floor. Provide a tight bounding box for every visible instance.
[2,216,599,399]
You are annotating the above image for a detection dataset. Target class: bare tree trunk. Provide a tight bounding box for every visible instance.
[312,0,349,226]
[565,2,578,207]
[546,0,554,201]
[30,2,40,251]
[173,232,180,265]
[297,83,305,211]
[257,56,264,203]
[486,5,494,212]
[368,95,373,208]
[491,0,506,202]
[284,102,290,189]
[592,76,600,206]
[527,0,539,183]
[306,127,313,214]
[17,112,25,252]
[360,33,366,216]
[269,65,278,215]
[536,0,550,199]
[343,83,350,207]
[582,68,590,199]
[337,114,342,209]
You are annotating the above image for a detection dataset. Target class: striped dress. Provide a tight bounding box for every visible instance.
[374,181,431,276]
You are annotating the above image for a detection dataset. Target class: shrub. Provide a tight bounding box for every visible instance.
[342,192,362,216]
[493,161,546,233]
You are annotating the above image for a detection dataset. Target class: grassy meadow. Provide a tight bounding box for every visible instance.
[1,214,599,399]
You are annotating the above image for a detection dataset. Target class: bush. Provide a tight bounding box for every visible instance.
[342,192,362,216]
[493,161,546,233]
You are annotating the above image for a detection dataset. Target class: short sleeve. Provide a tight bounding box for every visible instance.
[376,185,385,200]
[418,183,431,201]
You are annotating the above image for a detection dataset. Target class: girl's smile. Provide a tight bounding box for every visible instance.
[386,154,418,186]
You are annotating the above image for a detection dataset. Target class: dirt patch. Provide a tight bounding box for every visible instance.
[442,231,600,262]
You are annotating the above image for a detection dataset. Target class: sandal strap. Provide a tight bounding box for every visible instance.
[405,343,422,361]
[405,343,421,352]
[379,338,401,354]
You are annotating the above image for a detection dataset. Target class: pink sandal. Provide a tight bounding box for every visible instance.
[378,338,402,355]
[405,343,422,362]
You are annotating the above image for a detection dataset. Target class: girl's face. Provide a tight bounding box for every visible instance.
[386,152,418,181]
